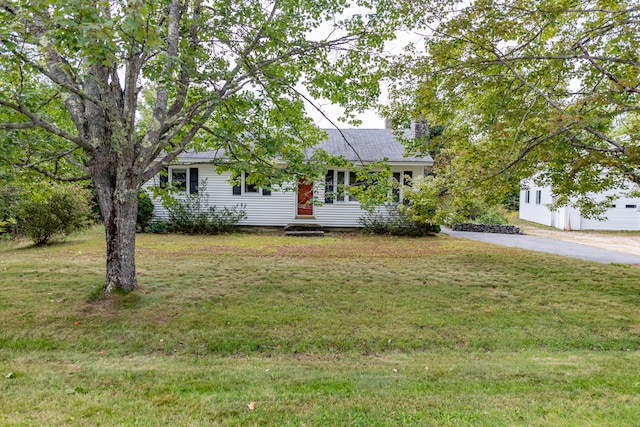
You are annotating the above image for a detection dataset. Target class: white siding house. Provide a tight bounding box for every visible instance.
[519,180,640,231]
[144,129,432,228]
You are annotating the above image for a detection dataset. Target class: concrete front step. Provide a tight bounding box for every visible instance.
[284,223,324,232]
[283,230,325,237]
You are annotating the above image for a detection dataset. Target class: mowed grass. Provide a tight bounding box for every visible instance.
[1,226,640,426]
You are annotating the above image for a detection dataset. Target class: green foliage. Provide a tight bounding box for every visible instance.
[168,204,247,235]
[161,189,246,234]
[475,208,509,225]
[336,163,395,209]
[402,176,450,225]
[359,204,440,236]
[0,184,20,236]
[1,0,407,291]
[389,0,640,218]
[15,182,93,245]
[136,191,154,233]
[404,176,509,226]
[146,220,169,234]
[0,218,16,236]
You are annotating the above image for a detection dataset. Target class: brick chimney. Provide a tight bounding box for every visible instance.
[411,119,429,139]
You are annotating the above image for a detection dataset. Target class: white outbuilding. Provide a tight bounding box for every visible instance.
[519,180,640,231]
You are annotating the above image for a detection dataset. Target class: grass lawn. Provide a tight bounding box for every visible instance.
[1,226,640,426]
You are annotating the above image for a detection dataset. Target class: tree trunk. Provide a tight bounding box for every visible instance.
[90,158,141,294]
[102,191,139,293]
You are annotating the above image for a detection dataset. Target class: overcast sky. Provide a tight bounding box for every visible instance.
[302,10,424,130]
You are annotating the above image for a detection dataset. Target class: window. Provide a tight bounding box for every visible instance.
[336,171,346,201]
[171,168,187,191]
[349,171,359,201]
[392,171,413,203]
[232,172,271,196]
[324,169,356,203]
[535,190,542,204]
[524,190,530,204]
[326,169,412,203]
[626,204,637,209]
[244,173,258,194]
[324,169,369,203]
[392,172,401,202]
[166,167,199,194]
[324,170,335,203]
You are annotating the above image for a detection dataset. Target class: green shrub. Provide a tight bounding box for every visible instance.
[0,184,21,236]
[204,206,248,233]
[146,220,169,234]
[137,191,154,232]
[0,218,17,235]
[359,204,440,236]
[167,203,247,234]
[16,182,93,245]
[162,190,246,234]
[475,208,509,225]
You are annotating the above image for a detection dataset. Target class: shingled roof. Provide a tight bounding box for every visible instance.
[178,128,432,164]
[317,129,429,162]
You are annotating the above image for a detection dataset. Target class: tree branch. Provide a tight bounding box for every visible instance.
[576,41,640,94]
[24,164,90,182]
[0,100,85,147]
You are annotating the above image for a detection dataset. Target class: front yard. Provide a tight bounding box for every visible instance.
[1,227,639,425]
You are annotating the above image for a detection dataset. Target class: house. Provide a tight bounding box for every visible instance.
[519,180,640,230]
[145,128,433,228]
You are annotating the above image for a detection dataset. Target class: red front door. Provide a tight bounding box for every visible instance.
[297,178,314,216]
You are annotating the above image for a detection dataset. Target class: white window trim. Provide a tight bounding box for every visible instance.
[392,170,414,203]
[169,167,188,193]
[325,169,359,203]
[325,168,416,204]
[238,172,270,196]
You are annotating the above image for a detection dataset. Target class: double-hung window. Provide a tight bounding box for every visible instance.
[161,166,199,194]
[324,169,352,203]
[171,168,187,192]
[392,171,413,203]
[232,172,271,196]
[244,172,259,194]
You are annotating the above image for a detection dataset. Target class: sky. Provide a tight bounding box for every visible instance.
[302,90,386,129]
[302,9,425,130]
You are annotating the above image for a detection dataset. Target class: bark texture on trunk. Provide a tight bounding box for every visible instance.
[103,192,139,293]
[90,154,141,294]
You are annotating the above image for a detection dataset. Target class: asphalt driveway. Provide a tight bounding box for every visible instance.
[442,228,640,264]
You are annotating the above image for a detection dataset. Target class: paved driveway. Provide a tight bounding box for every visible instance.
[442,228,640,264]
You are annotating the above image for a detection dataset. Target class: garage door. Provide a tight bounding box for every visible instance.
[581,202,640,230]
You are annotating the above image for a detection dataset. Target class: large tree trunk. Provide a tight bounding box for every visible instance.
[90,156,141,294]
[102,190,139,293]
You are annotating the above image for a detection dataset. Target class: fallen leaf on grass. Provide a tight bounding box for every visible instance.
[247,401,256,410]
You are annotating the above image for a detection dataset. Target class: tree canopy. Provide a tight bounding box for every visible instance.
[388,0,640,218]
[0,0,402,293]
